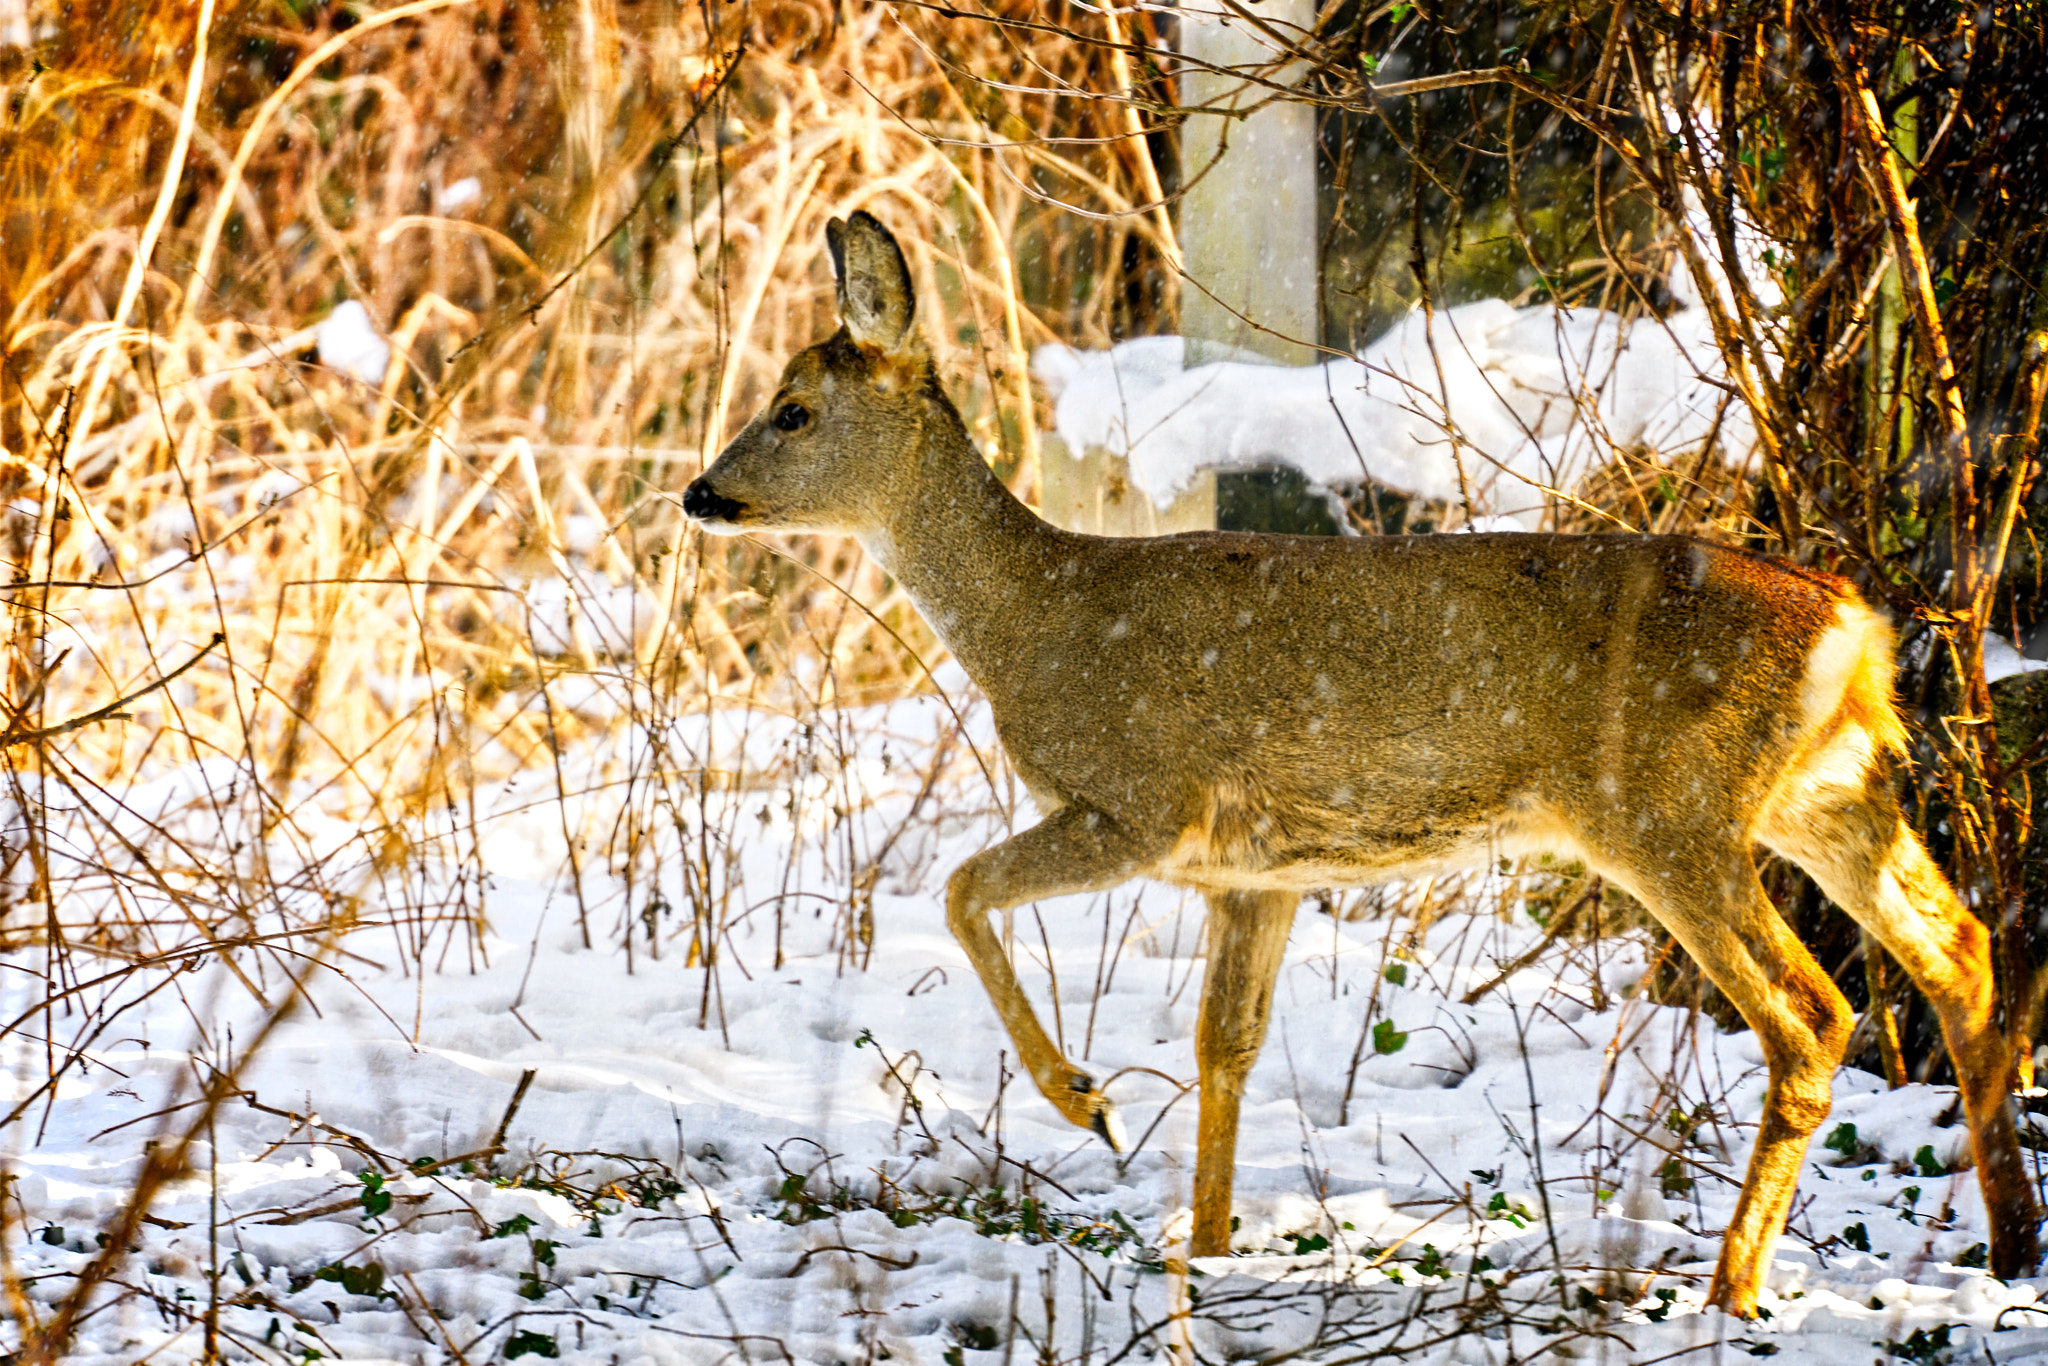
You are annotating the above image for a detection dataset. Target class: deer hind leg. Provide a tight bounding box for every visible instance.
[1763,781,2042,1280]
[1620,851,1852,1316]
[945,802,1172,1148]
[1190,888,1298,1258]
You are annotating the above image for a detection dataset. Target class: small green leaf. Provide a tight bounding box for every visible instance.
[1889,1324,1954,1364]
[1841,1221,1870,1252]
[1913,1144,1947,1178]
[1823,1122,1861,1157]
[504,1328,559,1359]
[313,1261,387,1300]
[1382,962,1407,987]
[1486,1191,1529,1228]
[1371,1018,1408,1055]
[957,1324,1002,1352]
[356,1170,391,1218]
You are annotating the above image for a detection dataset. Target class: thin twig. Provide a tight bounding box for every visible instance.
[1462,881,1601,1006]
[0,634,224,749]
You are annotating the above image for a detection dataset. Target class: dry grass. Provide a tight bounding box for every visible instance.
[0,0,1176,929]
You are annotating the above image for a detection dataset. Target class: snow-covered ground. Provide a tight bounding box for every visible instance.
[7,675,2048,1363]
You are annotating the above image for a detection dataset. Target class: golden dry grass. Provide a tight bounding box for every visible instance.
[0,0,1170,835]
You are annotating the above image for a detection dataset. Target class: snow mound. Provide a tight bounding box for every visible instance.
[1038,302,1751,527]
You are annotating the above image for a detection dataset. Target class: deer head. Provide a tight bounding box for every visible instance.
[683,211,944,537]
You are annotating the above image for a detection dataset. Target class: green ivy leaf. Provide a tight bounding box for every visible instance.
[504,1328,559,1359]
[356,1171,391,1219]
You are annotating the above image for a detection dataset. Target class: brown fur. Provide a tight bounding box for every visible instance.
[684,212,2039,1314]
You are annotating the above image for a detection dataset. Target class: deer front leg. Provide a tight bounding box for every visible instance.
[1191,889,1299,1258]
[944,804,1171,1147]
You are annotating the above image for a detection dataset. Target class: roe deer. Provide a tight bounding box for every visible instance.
[682,211,2039,1314]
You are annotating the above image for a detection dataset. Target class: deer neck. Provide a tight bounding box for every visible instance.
[857,406,1061,670]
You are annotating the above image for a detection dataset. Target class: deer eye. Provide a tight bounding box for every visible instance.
[772,402,810,432]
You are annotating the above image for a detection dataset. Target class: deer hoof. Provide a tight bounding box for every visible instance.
[1064,1070,1127,1151]
[1089,1101,1129,1153]
[1704,1276,1758,1319]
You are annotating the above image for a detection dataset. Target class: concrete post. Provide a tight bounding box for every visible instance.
[1036,0,1320,536]
[1177,0,1320,367]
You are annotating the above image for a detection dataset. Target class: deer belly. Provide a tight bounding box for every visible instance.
[1158,781,1535,892]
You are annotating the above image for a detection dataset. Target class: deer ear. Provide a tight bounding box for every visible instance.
[829,211,918,355]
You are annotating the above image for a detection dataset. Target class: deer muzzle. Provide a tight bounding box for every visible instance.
[682,477,745,530]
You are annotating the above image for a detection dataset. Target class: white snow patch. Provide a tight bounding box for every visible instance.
[559,512,606,557]
[1985,633,2048,683]
[438,176,483,213]
[315,299,392,386]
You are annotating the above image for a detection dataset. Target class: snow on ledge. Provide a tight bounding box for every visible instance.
[1035,300,1752,528]
[1986,634,2048,685]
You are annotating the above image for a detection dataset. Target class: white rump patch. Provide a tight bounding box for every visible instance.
[1791,603,1884,800]
[1798,604,1868,733]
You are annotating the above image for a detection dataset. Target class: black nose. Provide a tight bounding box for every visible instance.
[683,478,743,523]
